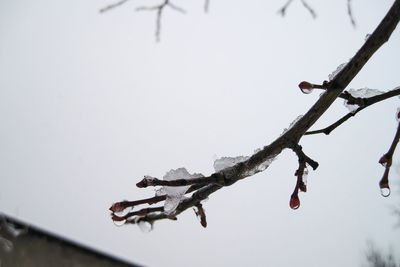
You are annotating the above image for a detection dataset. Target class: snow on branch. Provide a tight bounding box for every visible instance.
[110,0,400,230]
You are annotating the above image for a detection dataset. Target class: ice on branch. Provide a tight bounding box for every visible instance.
[213,156,249,172]
[343,88,383,112]
[281,115,303,135]
[328,61,348,81]
[214,150,276,176]
[162,168,204,214]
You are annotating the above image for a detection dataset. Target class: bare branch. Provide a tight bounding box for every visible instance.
[204,0,210,13]
[136,0,185,42]
[300,0,316,18]
[99,0,130,13]
[278,0,294,17]
[347,0,356,27]
[278,0,316,18]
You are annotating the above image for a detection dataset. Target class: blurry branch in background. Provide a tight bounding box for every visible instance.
[278,0,357,25]
[364,241,398,267]
[99,0,130,13]
[204,0,210,13]
[347,0,356,27]
[136,1,186,42]
[99,0,356,41]
[99,0,210,41]
[108,0,400,230]
[278,0,316,18]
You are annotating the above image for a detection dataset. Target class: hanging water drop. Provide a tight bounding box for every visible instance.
[113,218,126,227]
[113,206,133,217]
[380,187,390,197]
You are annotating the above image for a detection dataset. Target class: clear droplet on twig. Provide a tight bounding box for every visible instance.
[379,184,391,197]
[112,218,126,226]
[113,206,133,217]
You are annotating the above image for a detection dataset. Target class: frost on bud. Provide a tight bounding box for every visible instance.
[289,195,300,210]
[299,81,314,94]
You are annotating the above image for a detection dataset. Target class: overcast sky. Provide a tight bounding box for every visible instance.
[1,0,400,266]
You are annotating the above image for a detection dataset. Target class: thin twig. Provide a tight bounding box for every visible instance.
[378,120,400,196]
[347,0,356,27]
[204,0,210,13]
[112,207,164,221]
[99,0,130,13]
[136,0,185,42]
[300,0,316,18]
[278,0,315,18]
[305,87,400,135]
[278,0,294,17]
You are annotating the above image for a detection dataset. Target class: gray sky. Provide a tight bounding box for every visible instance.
[1,0,400,266]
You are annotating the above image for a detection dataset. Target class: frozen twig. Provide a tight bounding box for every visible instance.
[305,87,400,135]
[111,0,400,229]
[378,118,400,197]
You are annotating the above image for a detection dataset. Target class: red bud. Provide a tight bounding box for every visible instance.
[289,196,300,210]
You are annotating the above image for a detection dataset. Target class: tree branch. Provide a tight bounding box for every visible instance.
[378,118,400,197]
[111,0,400,228]
[136,0,185,42]
[99,0,130,13]
[305,87,400,135]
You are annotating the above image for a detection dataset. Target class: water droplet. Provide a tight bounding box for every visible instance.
[380,187,390,197]
[137,220,153,233]
[365,33,371,41]
[289,197,300,210]
[113,206,133,217]
[301,88,313,94]
[113,218,126,226]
